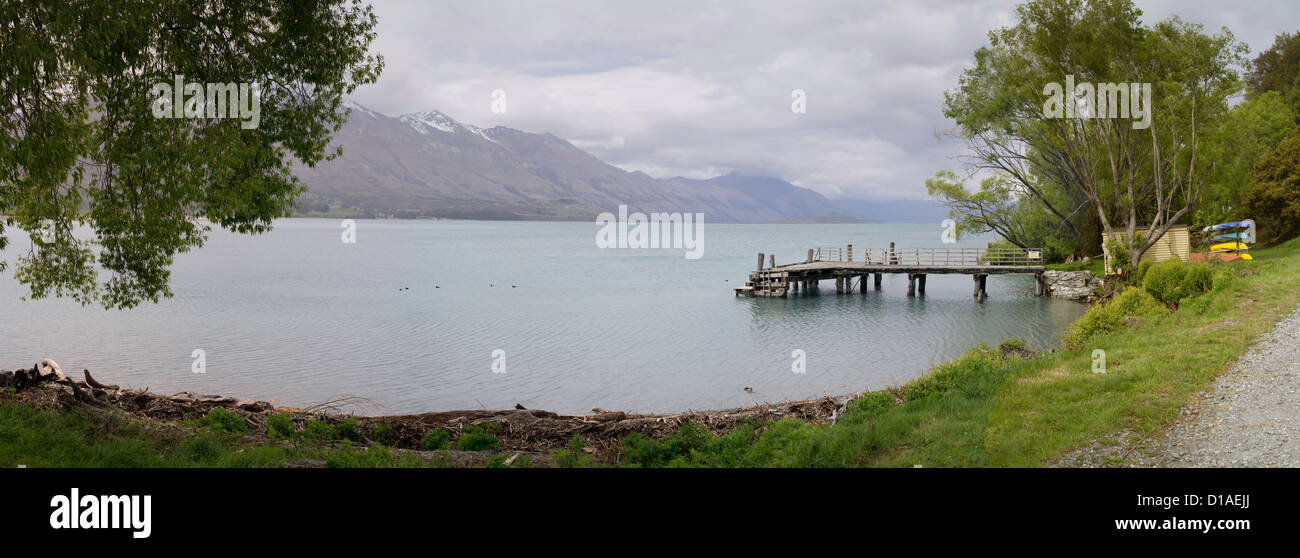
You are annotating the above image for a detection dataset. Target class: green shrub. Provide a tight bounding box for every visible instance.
[1243,126,1300,243]
[552,434,596,468]
[1142,260,1216,306]
[844,390,899,421]
[179,434,226,462]
[1105,240,1130,275]
[420,428,450,450]
[370,421,399,446]
[1132,260,1153,286]
[300,419,335,443]
[333,417,360,441]
[267,412,295,440]
[1109,285,1166,316]
[1182,265,1215,299]
[902,344,1000,400]
[1063,287,1166,348]
[620,433,662,466]
[193,407,247,435]
[620,423,715,467]
[455,423,500,451]
[1142,259,1186,304]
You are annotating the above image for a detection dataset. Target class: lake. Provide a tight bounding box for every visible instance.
[0,219,1088,414]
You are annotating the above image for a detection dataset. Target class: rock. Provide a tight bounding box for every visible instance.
[1042,270,1103,302]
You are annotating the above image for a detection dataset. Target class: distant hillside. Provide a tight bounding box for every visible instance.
[768,212,870,224]
[292,104,853,223]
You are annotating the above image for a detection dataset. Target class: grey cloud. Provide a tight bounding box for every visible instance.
[349,0,1300,202]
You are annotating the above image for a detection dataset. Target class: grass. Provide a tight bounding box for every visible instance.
[0,399,441,468]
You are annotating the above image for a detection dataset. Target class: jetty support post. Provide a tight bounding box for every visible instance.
[807,249,814,263]
[973,274,988,302]
[918,274,927,294]
[860,274,868,293]
[906,274,916,297]
[1035,272,1045,296]
[769,254,776,270]
[847,244,853,262]
[874,273,882,290]
[757,252,765,272]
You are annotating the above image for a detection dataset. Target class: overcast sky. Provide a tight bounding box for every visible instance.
[348,0,1300,202]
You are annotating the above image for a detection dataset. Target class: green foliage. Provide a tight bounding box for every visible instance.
[333,417,360,442]
[1064,287,1166,348]
[1195,92,1295,224]
[0,400,437,468]
[901,344,1002,400]
[551,434,596,468]
[620,423,717,467]
[192,407,247,435]
[419,428,450,451]
[1248,31,1300,115]
[266,412,295,440]
[1142,260,1215,306]
[300,419,335,443]
[944,0,1247,265]
[370,421,399,446]
[997,337,1027,354]
[1105,240,1130,276]
[0,0,383,308]
[455,423,500,451]
[1244,126,1300,244]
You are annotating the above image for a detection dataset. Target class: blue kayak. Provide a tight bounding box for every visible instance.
[1203,219,1255,233]
[1211,232,1252,242]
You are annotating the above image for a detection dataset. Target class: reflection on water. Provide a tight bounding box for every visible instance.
[0,220,1088,414]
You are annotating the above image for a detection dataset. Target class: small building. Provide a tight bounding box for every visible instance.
[1102,224,1190,274]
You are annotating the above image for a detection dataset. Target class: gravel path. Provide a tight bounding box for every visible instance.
[1134,305,1300,467]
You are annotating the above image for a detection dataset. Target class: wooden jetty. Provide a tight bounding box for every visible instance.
[733,243,1045,302]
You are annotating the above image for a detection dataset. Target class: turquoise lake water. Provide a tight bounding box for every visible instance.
[0,219,1087,414]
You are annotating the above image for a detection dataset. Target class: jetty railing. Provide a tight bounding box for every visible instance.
[813,246,1043,266]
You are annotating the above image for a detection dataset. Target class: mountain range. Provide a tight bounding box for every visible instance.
[291,103,947,223]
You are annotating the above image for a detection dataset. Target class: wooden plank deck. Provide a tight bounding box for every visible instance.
[771,261,1044,275]
[736,244,1047,302]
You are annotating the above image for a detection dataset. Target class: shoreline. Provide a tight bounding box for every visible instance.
[10,240,1295,466]
[2,362,865,456]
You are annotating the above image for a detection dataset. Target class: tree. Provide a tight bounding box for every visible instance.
[1247,31,1300,115]
[1243,126,1300,244]
[1195,91,1295,225]
[943,0,1246,266]
[927,171,1028,246]
[0,0,383,308]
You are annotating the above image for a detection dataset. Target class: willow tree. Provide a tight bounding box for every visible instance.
[0,0,383,308]
[943,0,1245,266]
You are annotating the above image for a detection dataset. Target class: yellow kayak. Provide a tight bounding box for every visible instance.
[1210,241,1249,252]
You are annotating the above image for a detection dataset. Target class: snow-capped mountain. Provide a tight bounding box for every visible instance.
[292,103,858,222]
[399,109,498,143]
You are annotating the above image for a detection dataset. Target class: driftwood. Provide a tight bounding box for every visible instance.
[4,358,861,463]
[83,369,118,390]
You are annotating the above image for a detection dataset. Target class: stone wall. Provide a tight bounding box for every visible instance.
[1042,270,1102,302]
